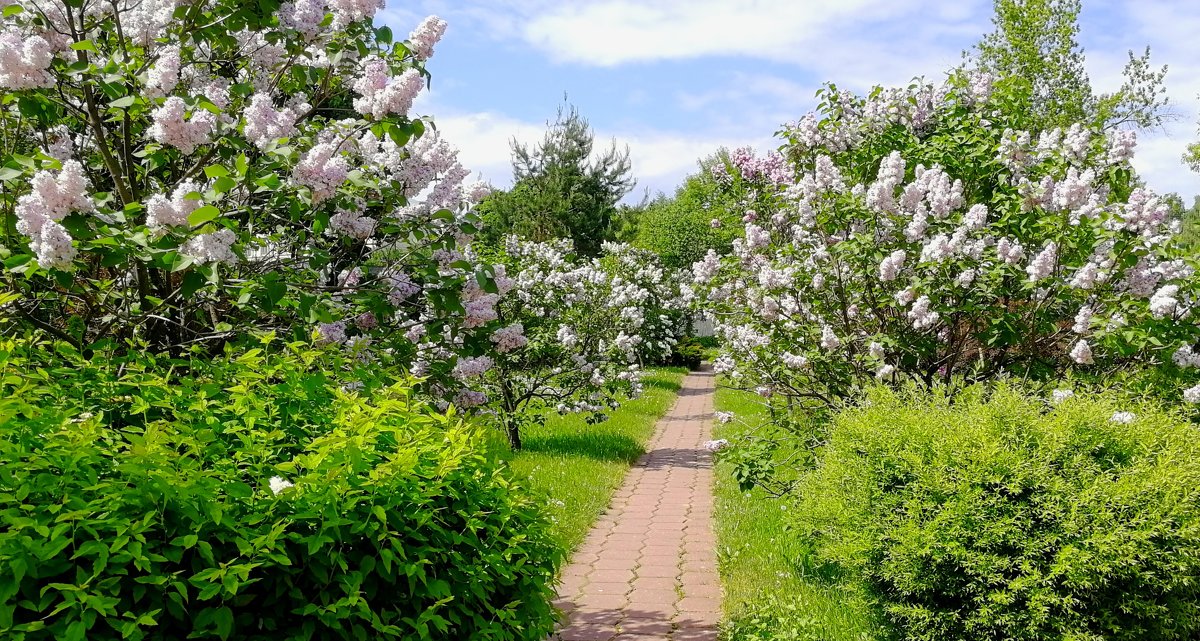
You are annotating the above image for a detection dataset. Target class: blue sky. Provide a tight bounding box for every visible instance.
[380,0,1199,202]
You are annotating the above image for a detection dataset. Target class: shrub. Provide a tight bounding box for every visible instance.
[795,384,1200,641]
[693,72,1200,419]
[0,336,562,641]
[667,336,704,370]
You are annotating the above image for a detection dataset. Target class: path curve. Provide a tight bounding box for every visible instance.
[554,368,720,641]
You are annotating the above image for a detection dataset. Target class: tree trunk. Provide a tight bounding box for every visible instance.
[506,420,523,450]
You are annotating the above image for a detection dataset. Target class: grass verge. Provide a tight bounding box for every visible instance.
[490,366,688,554]
[712,384,878,641]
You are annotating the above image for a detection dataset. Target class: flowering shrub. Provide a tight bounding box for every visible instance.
[0,1,500,399]
[0,335,561,640]
[694,73,1200,415]
[795,383,1200,640]
[442,238,685,447]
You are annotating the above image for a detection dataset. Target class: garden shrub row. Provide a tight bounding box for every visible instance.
[0,336,561,641]
[793,384,1200,641]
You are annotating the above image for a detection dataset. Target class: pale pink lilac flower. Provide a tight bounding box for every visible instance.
[316,321,348,345]
[145,45,181,97]
[0,29,54,89]
[352,56,423,119]
[1025,241,1057,281]
[408,15,448,60]
[293,141,348,202]
[452,355,493,380]
[1072,306,1093,334]
[243,94,299,149]
[149,97,217,154]
[146,179,204,229]
[490,323,528,353]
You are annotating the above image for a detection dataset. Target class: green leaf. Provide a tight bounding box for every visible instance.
[212,176,237,194]
[70,40,99,52]
[213,606,234,640]
[3,4,24,16]
[204,165,230,179]
[110,95,136,108]
[376,25,393,45]
[188,206,221,227]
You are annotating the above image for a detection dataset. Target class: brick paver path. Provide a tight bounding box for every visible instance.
[554,368,720,641]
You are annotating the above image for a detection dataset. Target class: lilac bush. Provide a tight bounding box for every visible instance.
[693,72,1200,416]
[0,0,499,398]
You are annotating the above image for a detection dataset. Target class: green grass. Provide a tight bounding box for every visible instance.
[490,367,688,554]
[712,385,879,641]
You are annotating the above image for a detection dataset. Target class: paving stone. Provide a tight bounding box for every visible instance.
[554,369,721,640]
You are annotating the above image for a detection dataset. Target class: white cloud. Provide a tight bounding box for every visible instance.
[418,95,766,201]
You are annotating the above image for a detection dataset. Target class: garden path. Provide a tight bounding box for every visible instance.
[553,367,721,641]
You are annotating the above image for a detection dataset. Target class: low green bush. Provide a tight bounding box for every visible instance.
[795,384,1200,641]
[665,336,705,370]
[0,336,562,641]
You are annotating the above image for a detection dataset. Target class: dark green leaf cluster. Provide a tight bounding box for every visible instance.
[0,335,562,641]
[795,384,1200,641]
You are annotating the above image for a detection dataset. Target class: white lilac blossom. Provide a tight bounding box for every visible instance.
[868,341,885,360]
[875,364,896,380]
[820,326,840,350]
[1110,411,1135,424]
[181,229,237,264]
[1051,389,1075,404]
[1184,384,1200,404]
[715,411,734,424]
[1070,339,1093,365]
[907,295,939,330]
[1149,285,1182,319]
[1072,306,1093,334]
[268,476,294,494]
[146,180,204,229]
[879,250,906,281]
[1174,345,1200,369]
[781,352,808,369]
[1025,242,1058,281]
[703,439,730,452]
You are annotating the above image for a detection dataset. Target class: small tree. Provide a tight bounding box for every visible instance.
[478,103,634,255]
[634,151,744,269]
[971,0,1170,130]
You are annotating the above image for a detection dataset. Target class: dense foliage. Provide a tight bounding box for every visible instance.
[794,384,1200,641]
[0,335,561,641]
[633,153,744,269]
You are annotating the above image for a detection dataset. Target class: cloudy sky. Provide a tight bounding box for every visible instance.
[380,0,1200,202]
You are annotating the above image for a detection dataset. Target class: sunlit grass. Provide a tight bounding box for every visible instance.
[712,385,878,641]
[489,367,688,554]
